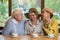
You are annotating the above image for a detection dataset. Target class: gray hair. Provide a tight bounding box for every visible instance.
[11,9,23,18]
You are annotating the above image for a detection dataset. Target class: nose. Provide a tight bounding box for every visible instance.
[41,13,44,17]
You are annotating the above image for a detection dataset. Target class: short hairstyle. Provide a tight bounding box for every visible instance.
[11,9,23,18]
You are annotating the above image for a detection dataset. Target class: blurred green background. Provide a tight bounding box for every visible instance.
[0,0,60,27]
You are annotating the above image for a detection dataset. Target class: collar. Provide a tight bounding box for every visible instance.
[29,20,40,27]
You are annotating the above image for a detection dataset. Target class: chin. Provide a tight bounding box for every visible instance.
[18,19,22,21]
[33,19,36,21]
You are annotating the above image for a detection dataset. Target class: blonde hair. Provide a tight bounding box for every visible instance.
[11,9,23,18]
[42,8,53,18]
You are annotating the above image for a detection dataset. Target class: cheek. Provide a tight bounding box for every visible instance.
[29,16,33,19]
[18,16,23,20]
[42,14,47,20]
[44,14,48,18]
[34,16,37,19]
[47,14,50,18]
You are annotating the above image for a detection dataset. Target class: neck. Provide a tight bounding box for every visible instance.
[16,20,20,23]
[31,19,37,25]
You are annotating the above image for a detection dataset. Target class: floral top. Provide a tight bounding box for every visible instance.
[25,20,43,35]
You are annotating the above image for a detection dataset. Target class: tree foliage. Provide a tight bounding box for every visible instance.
[45,0,60,12]
[0,0,60,26]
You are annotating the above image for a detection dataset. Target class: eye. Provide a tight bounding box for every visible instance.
[32,15,35,16]
[30,15,35,16]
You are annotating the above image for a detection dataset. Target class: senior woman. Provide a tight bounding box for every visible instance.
[41,8,58,37]
[2,9,25,35]
[25,8,43,35]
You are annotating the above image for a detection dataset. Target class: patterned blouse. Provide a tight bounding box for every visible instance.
[25,20,43,35]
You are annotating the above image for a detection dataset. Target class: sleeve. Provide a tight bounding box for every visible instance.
[24,21,29,34]
[43,28,50,34]
[40,27,44,35]
[2,21,14,35]
[39,22,44,35]
[25,25,28,34]
[52,20,58,36]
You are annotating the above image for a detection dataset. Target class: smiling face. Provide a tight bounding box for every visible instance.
[15,13,23,21]
[29,12,38,21]
[42,11,51,21]
[41,8,53,21]
[14,9,23,21]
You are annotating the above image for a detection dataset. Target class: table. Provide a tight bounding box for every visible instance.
[4,35,58,40]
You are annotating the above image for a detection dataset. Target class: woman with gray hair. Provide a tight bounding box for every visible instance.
[2,9,25,36]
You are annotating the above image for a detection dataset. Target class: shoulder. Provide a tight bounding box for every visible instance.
[24,20,29,25]
[6,18,13,24]
[49,19,58,27]
[8,18,16,24]
[4,19,13,30]
[5,18,16,28]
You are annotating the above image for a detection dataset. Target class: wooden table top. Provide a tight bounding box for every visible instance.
[4,35,58,40]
